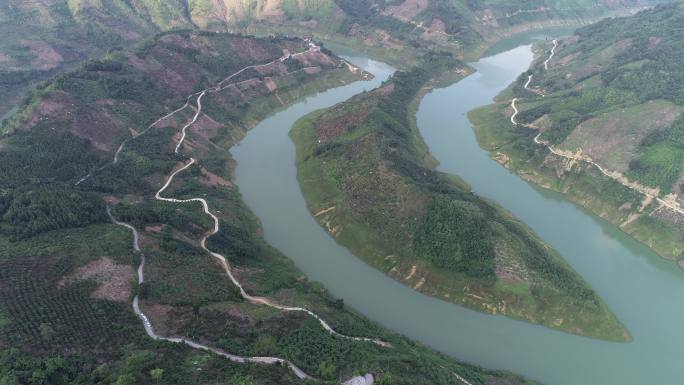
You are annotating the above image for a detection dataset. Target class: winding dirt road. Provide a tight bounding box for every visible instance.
[107,206,312,379]
[510,40,684,217]
[543,39,557,70]
[101,45,389,381]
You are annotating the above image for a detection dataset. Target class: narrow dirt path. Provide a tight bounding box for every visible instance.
[543,39,558,70]
[107,207,312,379]
[100,45,390,381]
[509,39,684,217]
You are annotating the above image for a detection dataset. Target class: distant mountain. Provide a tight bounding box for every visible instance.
[0,0,654,118]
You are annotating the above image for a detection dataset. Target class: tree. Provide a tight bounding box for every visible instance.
[318,361,336,379]
[115,374,136,385]
[232,375,255,385]
[150,368,164,384]
[376,373,393,385]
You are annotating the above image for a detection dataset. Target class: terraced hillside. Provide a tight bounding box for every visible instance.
[292,56,628,341]
[0,31,537,385]
[471,3,684,267]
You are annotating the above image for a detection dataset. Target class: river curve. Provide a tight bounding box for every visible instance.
[232,40,684,385]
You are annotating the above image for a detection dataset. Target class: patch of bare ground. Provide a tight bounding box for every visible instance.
[559,100,681,172]
[494,241,529,283]
[230,37,275,63]
[19,39,63,70]
[651,204,684,226]
[200,167,233,188]
[231,265,267,292]
[566,38,633,80]
[316,108,371,143]
[256,61,288,76]
[143,303,190,336]
[20,91,137,153]
[144,224,165,233]
[382,0,428,21]
[477,9,498,27]
[675,176,684,207]
[186,113,223,153]
[128,54,196,95]
[428,18,446,34]
[302,66,322,75]
[294,50,336,67]
[263,77,278,92]
[159,33,213,56]
[59,257,135,302]
[556,51,581,67]
[299,19,317,29]
[648,36,663,48]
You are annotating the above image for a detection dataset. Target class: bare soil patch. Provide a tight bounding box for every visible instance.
[560,100,680,172]
[20,39,63,70]
[382,0,428,21]
[59,257,135,302]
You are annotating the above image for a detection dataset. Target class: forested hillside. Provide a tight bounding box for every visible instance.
[0,30,537,385]
[291,52,627,341]
[471,3,684,266]
[0,0,652,119]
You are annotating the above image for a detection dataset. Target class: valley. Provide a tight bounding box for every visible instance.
[2,1,684,385]
[0,29,533,385]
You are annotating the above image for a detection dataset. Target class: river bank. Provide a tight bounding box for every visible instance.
[233,36,684,385]
[472,32,684,266]
[289,50,626,340]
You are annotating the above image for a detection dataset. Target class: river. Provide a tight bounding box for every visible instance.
[232,34,684,385]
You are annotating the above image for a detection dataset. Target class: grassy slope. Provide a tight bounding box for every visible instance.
[470,4,684,265]
[0,32,534,385]
[291,55,627,341]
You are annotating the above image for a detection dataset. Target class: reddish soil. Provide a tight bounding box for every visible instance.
[200,167,233,188]
[316,108,371,143]
[230,37,274,62]
[19,39,63,70]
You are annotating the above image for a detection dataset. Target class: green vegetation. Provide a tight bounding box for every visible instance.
[0,0,649,122]
[472,4,684,263]
[292,51,626,340]
[0,31,535,384]
[0,1,663,381]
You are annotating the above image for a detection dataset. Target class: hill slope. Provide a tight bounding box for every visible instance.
[0,0,652,118]
[0,30,538,385]
[292,57,628,341]
[471,4,684,266]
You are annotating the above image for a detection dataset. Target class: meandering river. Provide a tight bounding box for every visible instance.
[232,34,684,385]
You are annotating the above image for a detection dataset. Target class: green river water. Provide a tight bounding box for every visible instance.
[231,32,684,385]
